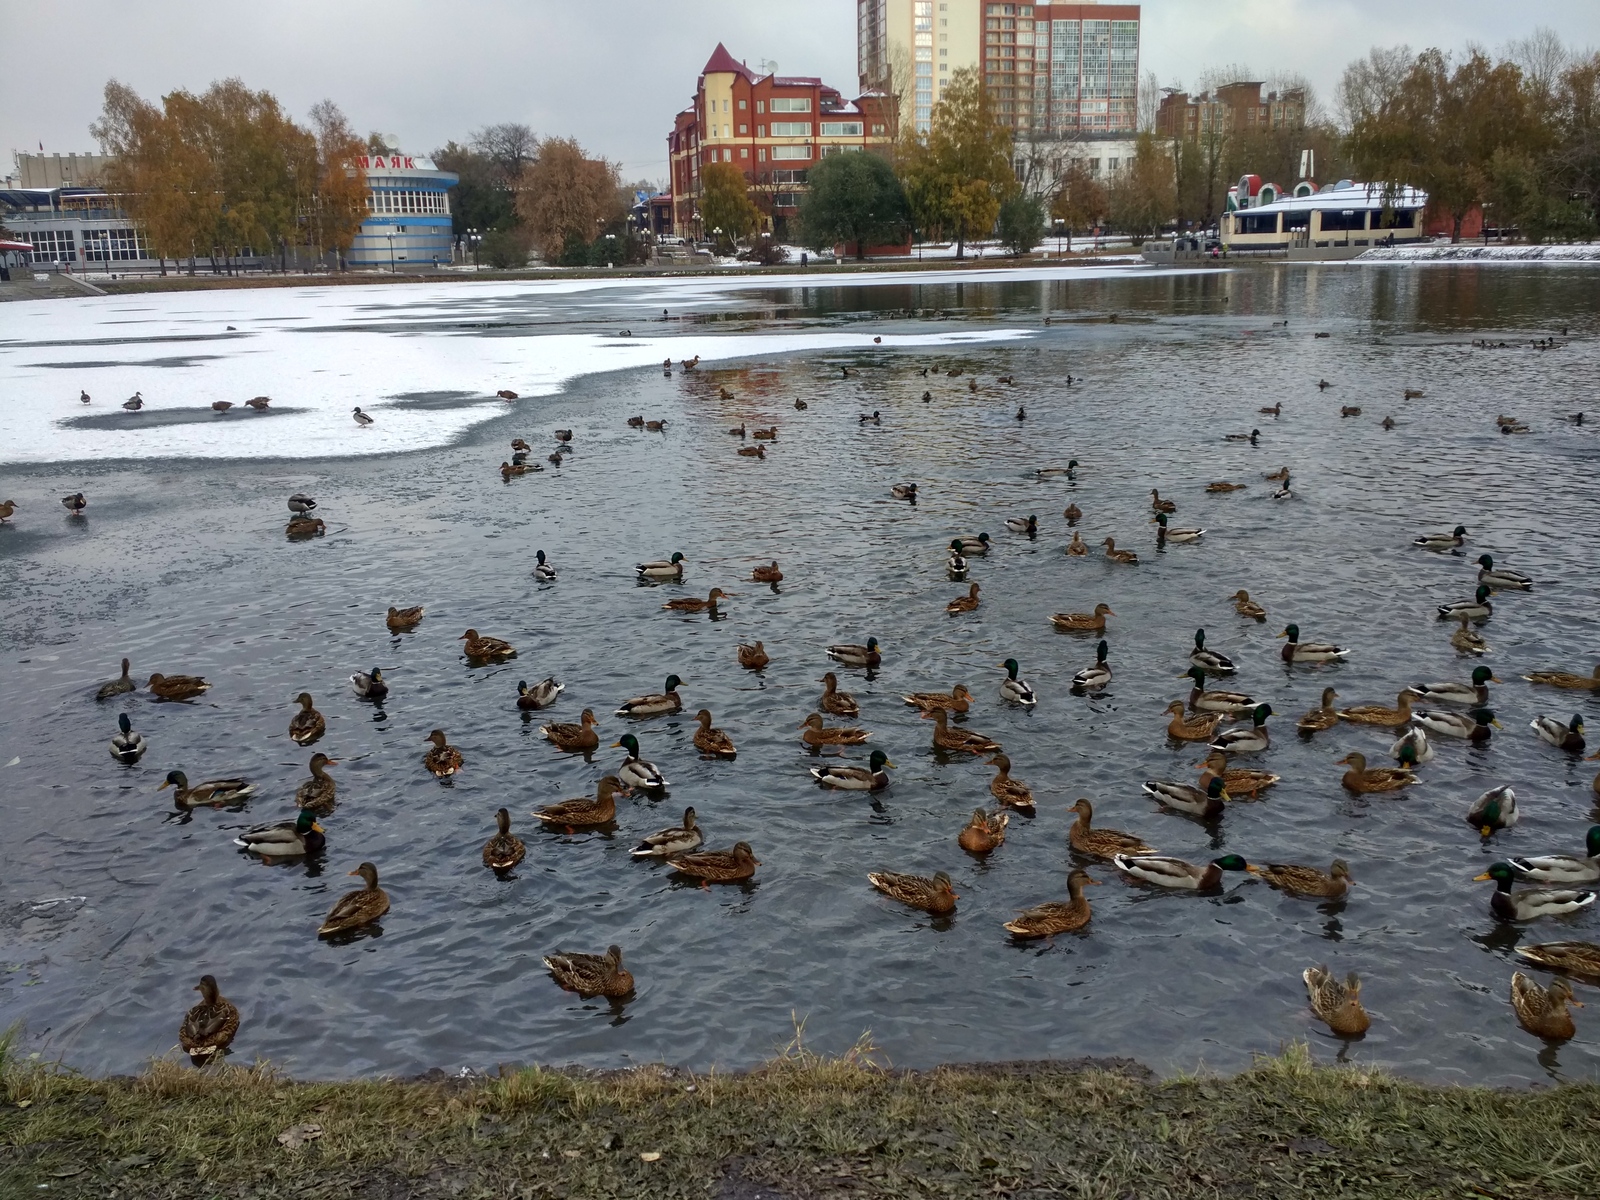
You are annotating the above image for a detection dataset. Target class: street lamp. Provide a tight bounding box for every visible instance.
[386,229,397,274]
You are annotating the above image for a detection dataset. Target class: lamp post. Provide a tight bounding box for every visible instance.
[466,226,479,269]
[386,229,396,274]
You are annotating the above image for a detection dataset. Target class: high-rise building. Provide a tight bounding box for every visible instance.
[1155,82,1307,140]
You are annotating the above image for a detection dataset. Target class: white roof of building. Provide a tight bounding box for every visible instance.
[1249,182,1428,214]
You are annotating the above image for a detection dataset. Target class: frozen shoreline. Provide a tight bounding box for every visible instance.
[1358,242,1600,262]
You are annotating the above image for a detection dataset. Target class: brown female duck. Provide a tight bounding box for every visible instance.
[668,841,759,884]
[179,975,240,1060]
[460,629,516,662]
[295,753,339,814]
[544,945,634,998]
[868,870,958,915]
[958,808,1009,854]
[818,672,859,716]
[902,683,973,715]
[318,863,389,936]
[483,807,526,870]
[927,707,1001,754]
[1337,752,1416,794]
[1051,603,1113,633]
[1068,798,1154,859]
[533,776,625,828]
[288,692,325,745]
[1164,701,1222,742]
[1250,859,1352,899]
[1303,965,1370,1036]
[1004,869,1099,937]
[801,713,870,747]
[987,754,1035,811]
[423,729,463,777]
[693,708,738,759]
[148,672,210,701]
[541,708,601,752]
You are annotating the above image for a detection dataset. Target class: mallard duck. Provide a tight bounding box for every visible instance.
[1390,726,1434,765]
[1068,798,1154,858]
[951,533,991,556]
[637,552,687,581]
[868,870,958,915]
[1514,941,1600,983]
[1524,664,1600,690]
[542,708,600,752]
[1477,554,1532,590]
[179,975,240,1060]
[148,672,210,701]
[349,666,387,701]
[159,770,255,808]
[1414,706,1498,742]
[1251,859,1351,899]
[1303,965,1371,1036]
[517,677,564,710]
[1142,776,1228,818]
[616,675,684,717]
[1004,869,1099,937]
[460,629,516,662]
[1101,537,1138,564]
[386,606,424,632]
[1149,489,1176,514]
[736,443,765,459]
[752,426,776,440]
[1508,827,1600,884]
[1113,852,1252,890]
[1232,590,1267,620]
[986,753,1034,810]
[1207,481,1247,493]
[1006,515,1038,535]
[946,541,970,573]
[1184,667,1255,715]
[318,862,389,935]
[1209,704,1272,754]
[236,809,325,859]
[664,588,731,613]
[0,499,16,521]
[946,583,981,614]
[1069,641,1111,692]
[288,692,325,745]
[903,684,973,714]
[693,709,737,759]
[61,491,87,515]
[534,775,626,827]
[891,482,918,500]
[97,658,135,700]
[827,638,881,669]
[1413,525,1467,550]
[1405,666,1499,706]
[1065,531,1088,556]
[738,641,770,670]
[351,406,373,426]
[1337,752,1415,794]
[1264,466,1290,481]
[1531,713,1585,751]
[295,753,339,814]
[612,733,668,788]
[751,561,783,584]
[1163,701,1221,742]
[1336,693,1413,728]
[1152,513,1204,542]
[1449,612,1489,655]
[811,749,894,791]
[1051,603,1113,633]
[999,659,1036,705]
[1296,688,1340,733]
[632,807,704,858]
[544,945,634,998]
[423,729,463,778]
[482,807,526,870]
[1438,585,1493,621]
[1510,973,1579,1040]
[1189,629,1235,676]
[110,712,146,763]
[1278,625,1349,663]
[285,516,326,539]
[959,808,1009,854]
[532,550,557,581]
[1271,475,1294,500]
[1475,862,1597,920]
[927,707,1000,754]
[1196,750,1280,797]
[501,460,531,479]
[818,672,858,716]
[668,840,759,883]
[802,713,870,747]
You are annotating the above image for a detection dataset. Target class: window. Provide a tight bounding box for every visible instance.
[740,147,749,158]
[1108,157,1119,171]
[770,97,811,112]
[775,193,798,207]
[758,148,766,162]
[819,144,861,157]
[771,145,810,160]
[1284,211,1311,231]
[820,121,863,136]
[83,227,150,261]
[771,121,811,136]
[772,169,808,184]
[28,229,77,261]
[756,100,764,113]
[1319,209,1368,232]
[757,124,765,136]
[738,99,747,110]
[871,123,886,135]
[1237,212,1280,235]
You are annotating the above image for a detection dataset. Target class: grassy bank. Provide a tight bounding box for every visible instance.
[2,1038,1597,1199]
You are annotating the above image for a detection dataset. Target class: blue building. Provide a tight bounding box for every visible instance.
[348,153,458,270]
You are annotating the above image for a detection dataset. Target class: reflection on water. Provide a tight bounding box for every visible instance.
[0,264,1597,1084]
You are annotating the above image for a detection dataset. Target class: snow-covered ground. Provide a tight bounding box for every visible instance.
[1359,243,1600,262]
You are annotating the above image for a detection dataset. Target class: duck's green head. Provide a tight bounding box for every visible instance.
[536,550,547,563]
[1571,714,1585,733]
[1156,512,1170,526]
[1474,861,1515,886]
[370,667,383,681]
[1470,708,1498,728]
[976,533,990,546]
[1279,624,1301,642]
[1252,703,1273,724]
[118,712,132,734]
[613,733,641,755]
[664,674,683,692]
[1002,658,1022,679]
[1478,792,1508,827]
[1453,525,1467,536]
[1586,826,1600,858]
[1096,639,1109,661]
[159,770,187,790]
[950,539,965,553]
[1397,740,1420,767]
[670,552,684,565]
[1214,854,1250,872]
[1068,459,1079,469]
[868,749,893,771]
[1475,585,1491,603]
[1477,554,1494,569]
[1471,666,1496,686]
[1194,628,1207,648]
[865,637,880,652]
[296,809,320,834]
[1206,777,1227,799]
[517,680,529,693]
[1186,666,1208,686]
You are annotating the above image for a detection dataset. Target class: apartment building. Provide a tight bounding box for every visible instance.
[1155,82,1307,140]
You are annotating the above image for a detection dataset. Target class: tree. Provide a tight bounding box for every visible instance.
[433,142,517,237]
[996,193,1045,256]
[515,136,623,261]
[1052,158,1108,243]
[899,67,1016,257]
[307,100,367,264]
[1108,133,1175,242]
[473,123,538,181]
[797,151,909,258]
[699,162,759,250]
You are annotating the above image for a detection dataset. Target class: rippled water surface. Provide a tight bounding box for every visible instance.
[2,264,1598,1084]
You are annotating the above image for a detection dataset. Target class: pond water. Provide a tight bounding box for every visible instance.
[1,263,1597,1084]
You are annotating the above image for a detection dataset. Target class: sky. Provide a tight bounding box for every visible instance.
[3,0,1597,187]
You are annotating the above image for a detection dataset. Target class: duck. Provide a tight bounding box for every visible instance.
[946,541,969,573]
[352,406,373,427]
[1390,726,1434,765]
[1508,827,1600,884]
[637,552,687,581]
[1101,537,1138,564]
[534,776,626,828]
[285,516,326,539]
[1004,869,1099,937]
[1474,862,1597,920]
[926,707,1001,754]
[1196,750,1280,798]
[668,841,759,884]
[802,713,871,747]
[501,460,531,479]
[1449,612,1488,655]
[179,975,241,1060]
[692,709,737,759]
[1296,688,1341,733]
[532,550,557,581]
[1163,701,1222,742]
[735,444,764,457]
[1336,692,1413,728]
[867,870,958,916]
[423,729,463,778]
[902,684,973,715]
[1514,941,1600,983]
[516,677,565,711]
[62,492,87,515]
[724,422,742,436]
[1232,590,1267,620]
[827,638,881,669]
[751,561,783,584]
[1152,513,1204,542]
[1413,525,1467,550]
[288,693,325,745]
[1303,965,1371,1036]
[97,658,135,700]
[1510,974,1579,1041]
[616,675,684,717]
[236,809,325,859]
[1224,428,1261,443]
[1063,502,1083,522]
[295,753,339,814]
[946,583,981,614]
[663,587,731,613]
[159,770,255,808]
[385,606,424,632]
[1338,751,1416,794]
[1005,515,1038,535]
[1068,798,1154,858]
[1272,475,1294,500]
[481,807,526,870]
[1142,776,1228,819]
[1413,706,1498,742]
[737,641,770,671]
[632,807,704,858]
[1051,603,1113,633]
[1035,461,1082,481]
[986,754,1034,810]
[1065,531,1088,556]
[811,749,894,791]
[1072,640,1112,691]
[959,808,1009,854]
[1112,852,1252,890]
[612,733,669,788]
[1405,666,1499,706]
[999,659,1036,705]
[1264,466,1290,481]
[1184,668,1256,715]
[1477,554,1532,590]
[544,945,634,998]
[109,712,146,763]
[0,499,14,522]
[794,398,807,410]
[751,426,776,440]
[1437,585,1493,621]
[1278,625,1349,663]
[646,419,668,432]
[349,665,387,702]
[952,532,991,556]
[1340,406,1362,417]
[1149,489,1177,514]
[1206,481,1247,493]
[1531,714,1585,751]
[891,482,919,500]
[1208,704,1272,754]
[317,862,389,936]
[818,672,859,716]
[148,672,210,701]
[460,629,516,662]
[1188,629,1235,676]
[1524,664,1600,690]
[1250,859,1352,899]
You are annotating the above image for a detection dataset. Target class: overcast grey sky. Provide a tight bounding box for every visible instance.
[4,1,1597,185]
